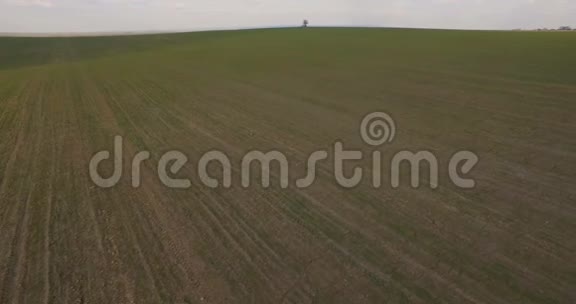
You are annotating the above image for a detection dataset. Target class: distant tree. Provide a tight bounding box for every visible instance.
[559,26,572,31]
[303,19,309,28]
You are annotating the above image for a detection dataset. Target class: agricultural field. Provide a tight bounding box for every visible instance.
[0,28,575,303]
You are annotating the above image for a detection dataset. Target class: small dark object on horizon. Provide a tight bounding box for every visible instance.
[303,19,309,28]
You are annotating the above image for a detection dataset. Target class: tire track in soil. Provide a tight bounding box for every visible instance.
[40,77,65,304]
[129,80,294,280]
[97,78,292,300]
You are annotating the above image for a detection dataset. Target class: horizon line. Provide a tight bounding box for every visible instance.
[0,25,541,38]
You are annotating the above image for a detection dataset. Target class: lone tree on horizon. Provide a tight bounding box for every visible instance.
[303,19,309,28]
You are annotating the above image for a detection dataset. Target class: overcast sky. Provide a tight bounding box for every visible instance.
[1,0,575,33]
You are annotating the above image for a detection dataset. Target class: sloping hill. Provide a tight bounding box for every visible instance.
[0,28,574,304]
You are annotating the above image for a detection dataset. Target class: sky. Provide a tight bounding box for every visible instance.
[0,0,575,33]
